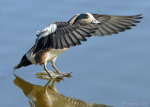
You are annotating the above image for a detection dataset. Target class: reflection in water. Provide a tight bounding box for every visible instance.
[13,73,113,107]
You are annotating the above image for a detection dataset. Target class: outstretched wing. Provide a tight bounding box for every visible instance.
[33,14,142,53]
[33,22,97,53]
[91,14,142,36]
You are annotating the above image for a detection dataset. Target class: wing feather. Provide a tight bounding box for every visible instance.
[92,14,142,36]
[73,30,87,41]
[33,14,142,53]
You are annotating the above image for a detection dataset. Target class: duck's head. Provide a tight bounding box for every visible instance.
[73,13,100,25]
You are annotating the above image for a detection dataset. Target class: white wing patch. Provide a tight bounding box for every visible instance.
[36,23,57,40]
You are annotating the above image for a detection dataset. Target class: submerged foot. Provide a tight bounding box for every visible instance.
[57,72,72,77]
[36,71,63,80]
[54,69,72,77]
[36,71,72,81]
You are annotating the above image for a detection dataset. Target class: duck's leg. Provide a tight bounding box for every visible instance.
[51,57,60,74]
[44,62,64,79]
[51,58,72,77]
[51,61,61,74]
[44,63,53,78]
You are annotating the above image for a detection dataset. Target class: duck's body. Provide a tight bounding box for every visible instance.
[25,45,69,65]
[14,13,142,79]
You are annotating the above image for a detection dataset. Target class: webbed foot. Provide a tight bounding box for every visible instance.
[36,71,72,81]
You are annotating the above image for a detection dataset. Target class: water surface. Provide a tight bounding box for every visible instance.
[0,0,150,107]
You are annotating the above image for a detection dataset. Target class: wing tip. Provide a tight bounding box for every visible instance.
[131,14,143,20]
[135,14,143,19]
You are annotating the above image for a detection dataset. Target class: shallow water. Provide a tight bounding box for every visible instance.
[0,0,150,107]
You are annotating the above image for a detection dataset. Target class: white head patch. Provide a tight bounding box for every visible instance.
[86,13,100,24]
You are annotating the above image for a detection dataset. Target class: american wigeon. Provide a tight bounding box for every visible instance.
[14,13,142,79]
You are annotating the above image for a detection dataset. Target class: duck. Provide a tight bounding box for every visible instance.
[14,12,142,79]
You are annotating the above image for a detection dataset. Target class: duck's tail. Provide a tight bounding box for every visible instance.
[14,55,32,70]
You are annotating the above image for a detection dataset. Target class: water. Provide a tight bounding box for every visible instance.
[0,0,150,107]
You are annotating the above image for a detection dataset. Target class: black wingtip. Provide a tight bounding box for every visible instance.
[129,14,143,24]
[137,14,143,19]
[135,14,143,16]
[134,14,143,19]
